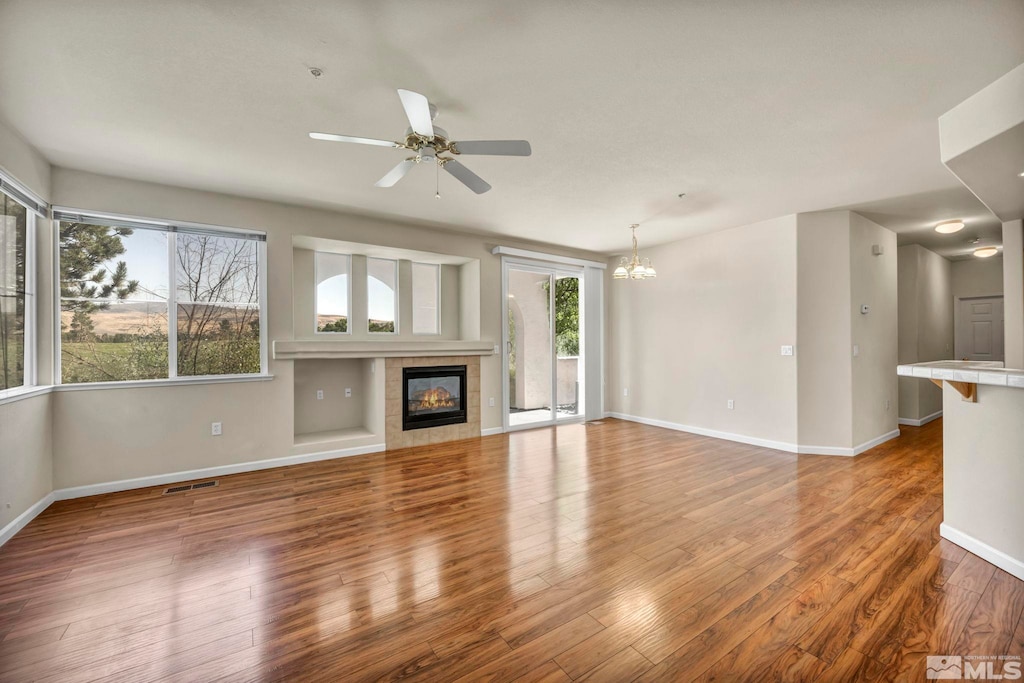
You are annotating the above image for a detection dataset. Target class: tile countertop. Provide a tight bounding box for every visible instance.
[896,360,1024,389]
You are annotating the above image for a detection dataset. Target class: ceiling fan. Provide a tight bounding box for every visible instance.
[309,89,531,195]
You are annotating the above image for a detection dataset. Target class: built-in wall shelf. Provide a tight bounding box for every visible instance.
[274,340,495,361]
[294,426,376,447]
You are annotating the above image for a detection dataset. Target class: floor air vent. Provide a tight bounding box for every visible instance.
[163,481,218,494]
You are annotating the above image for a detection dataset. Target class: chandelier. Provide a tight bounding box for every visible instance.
[612,224,657,280]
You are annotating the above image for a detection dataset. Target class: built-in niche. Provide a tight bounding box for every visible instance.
[291,236,481,342]
[293,357,385,448]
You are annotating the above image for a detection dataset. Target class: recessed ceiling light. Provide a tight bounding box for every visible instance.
[934,220,965,234]
[974,247,999,258]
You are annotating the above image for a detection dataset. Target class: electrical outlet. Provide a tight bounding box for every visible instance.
[853,344,860,357]
[885,399,891,411]
[623,387,629,397]
[211,422,222,436]
[316,389,324,400]
[345,387,352,398]
[781,345,794,356]
[488,397,495,407]
[727,399,734,410]
[494,344,500,354]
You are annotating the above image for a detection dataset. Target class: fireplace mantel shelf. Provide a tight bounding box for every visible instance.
[273,340,496,361]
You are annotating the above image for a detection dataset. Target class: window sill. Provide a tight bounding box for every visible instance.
[0,385,51,407]
[0,374,274,405]
[54,374,275,392]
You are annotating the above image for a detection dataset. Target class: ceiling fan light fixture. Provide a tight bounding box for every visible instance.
[934,220,965,234]
[974,246,999,258]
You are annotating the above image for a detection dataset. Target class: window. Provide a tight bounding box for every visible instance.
[56,210,265,384]
[176,233,260,377]
[315,252,350,333]
[0,190,31,392]
[367,257,397,333]
[411,262,439,335]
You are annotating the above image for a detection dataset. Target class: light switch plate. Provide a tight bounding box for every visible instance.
[344,387,352,398]
[781,345,794,356]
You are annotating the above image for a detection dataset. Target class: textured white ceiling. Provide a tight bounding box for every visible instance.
[1,1,1022,253]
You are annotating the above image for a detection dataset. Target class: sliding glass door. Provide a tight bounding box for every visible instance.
[503,259,584,430]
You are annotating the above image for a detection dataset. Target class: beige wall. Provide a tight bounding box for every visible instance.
[849,213,898,445]
[1003,219,1024,369]
[942,383,1024,572]
[796,211,852,449]
[0,118,53,531]
[0,394,53,530]
[48,167,604,489]
[897,244,952,422]
[952,256,1003,299]
[605,215,800,446]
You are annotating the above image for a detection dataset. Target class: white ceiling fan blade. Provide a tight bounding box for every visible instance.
[397,89,435,138]
[452,140,532,157]
[309,132,401,148]
[443,159,491,194]
[374,159,417,188]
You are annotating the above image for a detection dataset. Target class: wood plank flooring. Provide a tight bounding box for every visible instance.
[0,418,1021,681]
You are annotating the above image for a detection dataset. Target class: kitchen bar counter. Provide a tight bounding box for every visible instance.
[898,360,1024,582]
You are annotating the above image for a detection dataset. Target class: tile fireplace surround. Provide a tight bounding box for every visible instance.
[385,356,481,449]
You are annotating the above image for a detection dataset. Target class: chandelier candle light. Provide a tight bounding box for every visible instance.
[613,224,657,280]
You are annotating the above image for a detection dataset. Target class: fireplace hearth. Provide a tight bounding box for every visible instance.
[403,365,467,430]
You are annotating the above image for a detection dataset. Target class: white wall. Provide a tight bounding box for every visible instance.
[897,244,953,422]
[849,213,898,445]
[605,215,800,447]
[796,211,852,449]
[0,117,52,532]
[942,383,1024,576]
[1003,219,1024,369]
[48,167,605,489]
[952,256,1003,299]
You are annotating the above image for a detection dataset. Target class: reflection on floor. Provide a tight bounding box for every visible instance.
[509,406,580,427]
[0,418,1020,681]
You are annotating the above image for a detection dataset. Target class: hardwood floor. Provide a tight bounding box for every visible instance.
[0,418,1021,682]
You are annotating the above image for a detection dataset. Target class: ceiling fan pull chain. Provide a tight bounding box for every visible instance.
[435,161,441,199]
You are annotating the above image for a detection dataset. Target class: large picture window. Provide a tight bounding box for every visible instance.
[0,190,30,392]
[56,211,265,384]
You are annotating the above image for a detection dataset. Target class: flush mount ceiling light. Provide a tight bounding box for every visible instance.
[934,219,965,234]
[974,246,1000,258]
[612,224,656,280]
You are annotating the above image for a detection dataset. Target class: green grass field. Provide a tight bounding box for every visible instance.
[61,338,259,383]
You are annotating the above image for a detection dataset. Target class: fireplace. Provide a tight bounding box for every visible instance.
[402,365,467,431]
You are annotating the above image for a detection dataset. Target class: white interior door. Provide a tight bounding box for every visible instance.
[955,296,1004,362]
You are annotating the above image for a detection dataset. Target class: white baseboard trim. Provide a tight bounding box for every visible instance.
[940,522,1024,582]
[0,492,55,547]
[606,413,900,457]
[898,411,942,427]
[606,412,801,453]
[852,429,902,455]
[480,427,505,436]
[51,443,386,502]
